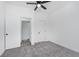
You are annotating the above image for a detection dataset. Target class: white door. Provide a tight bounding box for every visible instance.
[5,15,21,49]
[5,5,21,49]
[0,4,5,56]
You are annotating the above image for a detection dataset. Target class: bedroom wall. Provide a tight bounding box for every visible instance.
[0,2,5,56]
[31,1,79,52]
[31,1,64,45]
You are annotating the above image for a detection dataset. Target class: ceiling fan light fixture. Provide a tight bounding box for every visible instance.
[37,4,41,8]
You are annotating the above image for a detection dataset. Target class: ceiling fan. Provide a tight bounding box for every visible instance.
[26,1,51,11]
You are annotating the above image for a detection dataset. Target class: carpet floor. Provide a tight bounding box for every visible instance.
[1,41,79,57]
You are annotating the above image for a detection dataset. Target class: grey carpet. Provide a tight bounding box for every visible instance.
[1,41,79,57]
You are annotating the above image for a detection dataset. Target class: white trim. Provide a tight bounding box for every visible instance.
[20,17,32,46]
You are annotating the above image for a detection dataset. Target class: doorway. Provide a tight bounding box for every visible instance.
[21,21,31,46]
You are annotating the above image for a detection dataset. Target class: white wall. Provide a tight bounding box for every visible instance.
[31,1,79,52]
[0,2,5,55]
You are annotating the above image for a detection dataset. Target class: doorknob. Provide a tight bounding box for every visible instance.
[4,33,8,35]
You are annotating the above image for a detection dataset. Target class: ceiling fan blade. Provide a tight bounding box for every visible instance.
[36,1,41,4]
[41,5,47,10]
[26,2,37,5]
[41,1,51,4]
[34,6,38,11]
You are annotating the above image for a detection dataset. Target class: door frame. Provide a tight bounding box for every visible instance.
[20,17,32,46]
